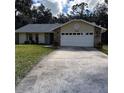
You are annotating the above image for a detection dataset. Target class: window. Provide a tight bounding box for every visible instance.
[26,33,28,40]
[26,33,33,40]
[81,33,83,35]
[77,33,80,35]
[62,33,65,35]
[66,33,68,35]
[89,33,93,35]
[29,34,33,40]
[85,33,89,35]
[69,33,72,35]
[73,33,76,35]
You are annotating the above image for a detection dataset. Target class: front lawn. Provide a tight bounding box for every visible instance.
[15,45,55,85]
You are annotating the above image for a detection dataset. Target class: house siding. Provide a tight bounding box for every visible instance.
[18,33,45,44]
[19,33,26,43]
[16,20,104,46]
[94,27,102,47]
[38,33,45,44]
[53,28,61,46]
[61,21,94,33]
[32,34,36,42]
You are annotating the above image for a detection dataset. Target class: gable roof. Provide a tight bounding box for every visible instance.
[16,24,61,33]
[16,19,107,33]
[52,19,107,31]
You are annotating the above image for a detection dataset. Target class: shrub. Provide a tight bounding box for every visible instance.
[24,40,30,44]
[97,42,103,49]
[24,40,36,44]
[53,41,59,46]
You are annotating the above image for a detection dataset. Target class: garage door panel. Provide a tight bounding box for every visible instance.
[60,32,94,47]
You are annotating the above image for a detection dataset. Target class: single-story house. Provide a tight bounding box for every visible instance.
[15,19,106,47]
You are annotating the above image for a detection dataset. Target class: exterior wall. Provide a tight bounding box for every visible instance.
[38,33,45,43]
[16,21,102,46]
[94,27,102,48]
[19,33,26,43]
[32,34,36,41]
[45,33,51,44]
[18,33,45,44]
[59,21,95,47]
[53,28,61,46]
[61,21,94,33]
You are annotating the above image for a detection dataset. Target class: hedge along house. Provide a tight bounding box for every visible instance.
[15,19,106,47]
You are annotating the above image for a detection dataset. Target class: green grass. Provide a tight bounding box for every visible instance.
[99,45,108,54]
[15,45,55,85]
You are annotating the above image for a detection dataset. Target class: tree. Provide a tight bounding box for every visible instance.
[57,13,69,23]
[15,0,32,16]
[93,3,108,28]
[68,2,108,44]
[71,2,88,18]
[15,0,33,29]
[93,3,108,44]
[105,0,108,4]
[49,17,57,23]
[31,6,38,23]
[33,4,52,23]
[15,1,53,28]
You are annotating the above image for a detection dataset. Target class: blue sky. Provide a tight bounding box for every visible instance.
[62,0,75,13]
[33,0,104,16]
[62,4,69,13]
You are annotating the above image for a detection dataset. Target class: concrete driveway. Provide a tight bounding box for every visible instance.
[16,47,108,93]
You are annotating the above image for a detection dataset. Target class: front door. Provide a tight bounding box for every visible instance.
[45,33,54,44]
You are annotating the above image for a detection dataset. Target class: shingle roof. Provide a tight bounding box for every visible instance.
[16,19,107,33]
[16,24,61,33]
[52,19,107,31]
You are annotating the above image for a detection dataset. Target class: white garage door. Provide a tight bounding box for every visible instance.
[60,32,94,47]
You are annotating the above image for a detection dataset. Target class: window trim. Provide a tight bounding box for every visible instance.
[26,33,33,41]
[89,33,93,35]
[77,33,80,35]
[85,33,89,35]
[62,33,65,35]
[81,33,83,35]
[66,33,68,35]
[73,33,76,35]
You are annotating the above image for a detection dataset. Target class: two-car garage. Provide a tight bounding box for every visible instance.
[60,32,94,47]
[60,21,95,47]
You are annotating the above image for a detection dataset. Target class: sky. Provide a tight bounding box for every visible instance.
[33,0,105,16]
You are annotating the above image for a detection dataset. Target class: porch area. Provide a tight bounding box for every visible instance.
[15,33,54,44]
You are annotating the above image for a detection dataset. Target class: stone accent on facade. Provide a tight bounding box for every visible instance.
[53,26,103,47]
[53,28,61,46]
[94,27,102,48]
